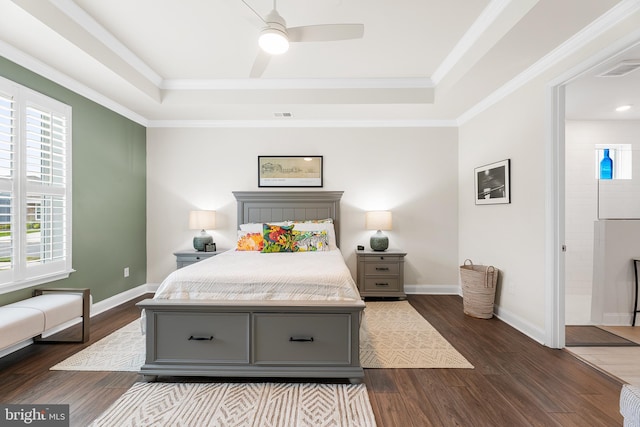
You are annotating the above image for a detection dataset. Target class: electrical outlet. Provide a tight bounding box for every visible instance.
[124,267,130,278]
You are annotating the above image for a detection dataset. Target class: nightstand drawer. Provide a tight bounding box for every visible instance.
[175,254,208,263]
[363,278,401,292]
[364,262,400,276]
[362,255,403,263]
[253,314,352,365]
[356,249,406,298]
[154,312,250,364]
[174,250,221,269]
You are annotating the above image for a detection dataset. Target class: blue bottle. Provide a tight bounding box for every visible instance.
[600,149,613,180]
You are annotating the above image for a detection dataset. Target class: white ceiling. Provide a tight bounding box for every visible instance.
[0,0,638,125]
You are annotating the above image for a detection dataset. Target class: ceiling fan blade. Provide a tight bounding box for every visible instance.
[288,24,364,43]
[249,51,272,78]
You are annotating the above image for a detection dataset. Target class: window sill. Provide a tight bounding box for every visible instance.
[0,269,76,295]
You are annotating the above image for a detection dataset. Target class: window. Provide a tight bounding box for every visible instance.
[0,76,72,293]
[595,144,632,180]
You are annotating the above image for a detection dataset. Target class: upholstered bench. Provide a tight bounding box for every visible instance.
[621,384,640,427]
[0,288,90,353]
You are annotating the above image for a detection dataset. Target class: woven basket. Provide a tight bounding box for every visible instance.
[460,259,498,319]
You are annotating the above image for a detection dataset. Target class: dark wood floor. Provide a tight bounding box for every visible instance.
[0,295,624,426]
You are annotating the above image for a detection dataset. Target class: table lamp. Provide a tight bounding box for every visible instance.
[189,210,216,251]
[365,211,392,251]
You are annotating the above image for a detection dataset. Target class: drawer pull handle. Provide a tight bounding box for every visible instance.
[375,267,390,271]
[188,335,214,341]
[289,336,314,342]
[375,282,390,287]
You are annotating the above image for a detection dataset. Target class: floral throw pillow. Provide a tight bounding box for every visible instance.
[294,230,329,252]
[236,231,264,251]
[262,223,297,253]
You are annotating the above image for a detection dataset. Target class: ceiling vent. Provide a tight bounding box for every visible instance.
[274,112,293,118]
[597,60,640,77]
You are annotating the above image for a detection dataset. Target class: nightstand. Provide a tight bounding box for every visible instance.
[356,249,407,298]
[174,250,222,269]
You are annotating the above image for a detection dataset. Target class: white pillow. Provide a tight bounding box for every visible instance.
[239,222,289,233]
[292,222,337,249]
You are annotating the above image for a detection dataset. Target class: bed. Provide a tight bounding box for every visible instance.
[137,191,365,382]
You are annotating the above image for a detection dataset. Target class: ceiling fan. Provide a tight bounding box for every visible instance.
[240,0,364,77]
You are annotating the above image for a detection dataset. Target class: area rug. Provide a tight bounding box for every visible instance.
[89,382,376,427]
[565,325,639,347]
[359,301,473,368]
[50,320,145,371]
[52,301,472,371]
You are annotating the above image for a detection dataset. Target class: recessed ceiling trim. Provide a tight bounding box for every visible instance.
[160,78,435,91]
[0,39,148,127]
[457,0,640,125]
[148,119,458,128]
[432,0,513,84]
[49,0,163,86]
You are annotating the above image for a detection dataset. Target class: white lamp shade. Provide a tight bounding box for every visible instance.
[259,28,289,54]
[365,211,392,231]
[189,210,216,230]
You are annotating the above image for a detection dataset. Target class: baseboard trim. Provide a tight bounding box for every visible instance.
[405,283,546,345]
[602,312,633,326]
[90,283,158,317]
[404,284,461,295]
[494,305,546,344]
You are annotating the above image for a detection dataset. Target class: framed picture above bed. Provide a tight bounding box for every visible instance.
[258,156,323,188]
[475,159,511,205]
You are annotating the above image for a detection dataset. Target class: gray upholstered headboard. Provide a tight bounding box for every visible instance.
[232,191,343,247]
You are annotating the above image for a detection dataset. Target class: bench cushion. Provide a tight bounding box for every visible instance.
[0,307,45,350]
[7,294,83,330]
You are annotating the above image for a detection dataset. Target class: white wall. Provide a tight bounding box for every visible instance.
[459,83,547,340]
[458,5,640,344]
[146,127,459,289]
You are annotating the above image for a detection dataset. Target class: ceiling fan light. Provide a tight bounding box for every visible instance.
[259,28,289,55]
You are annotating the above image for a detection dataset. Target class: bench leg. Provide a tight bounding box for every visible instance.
[33,288,90,343]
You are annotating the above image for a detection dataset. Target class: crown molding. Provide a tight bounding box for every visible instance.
[50,0,162,86]
[0,40,148,127]
[457,0,640,125]
[432,0,512,84]
[160,78,434,91]
[147,119,457,128]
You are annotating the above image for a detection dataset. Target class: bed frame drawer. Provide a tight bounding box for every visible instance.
[253,313,352,365]
[154,312,250,363]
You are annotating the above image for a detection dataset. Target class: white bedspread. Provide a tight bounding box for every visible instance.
[154,249,360,302]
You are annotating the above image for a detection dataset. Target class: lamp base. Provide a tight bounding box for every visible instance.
[193,231,213,251]
[370,230,389,251]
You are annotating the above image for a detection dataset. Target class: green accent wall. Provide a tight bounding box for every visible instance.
[0,56,146,305]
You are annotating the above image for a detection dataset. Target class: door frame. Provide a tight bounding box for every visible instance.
[546,34,640,348]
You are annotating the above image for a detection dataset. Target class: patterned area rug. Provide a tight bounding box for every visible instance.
[89,382,376,427]
[360,301,473,368]
[52,300,472,371]
[51,320,145,371]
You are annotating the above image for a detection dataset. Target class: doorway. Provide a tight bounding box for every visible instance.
[547,37,640,349]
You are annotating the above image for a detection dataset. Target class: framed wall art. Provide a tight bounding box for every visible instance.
[475,159,511,205]
[258,156,323,188]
